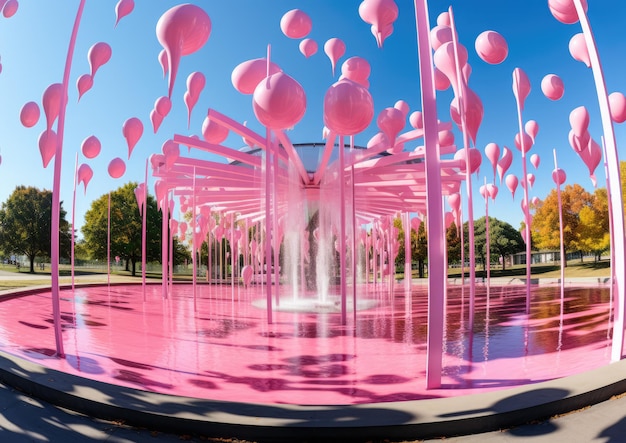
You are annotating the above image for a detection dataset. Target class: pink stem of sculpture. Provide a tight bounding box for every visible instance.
[553,150,565,303]
[513,69,532,314]
[142,159,147,294]
[449,6,476,328]
[231,212,236,293]
[50,0,85,358]
[192,167,197,299]
[169,193,174,294]
[71,153,77,290]
[414,0,445,389]
[484,177,491,287]
[107,192,111,286]
[272,138,280,307]
[161,187,168,300]
[351,135,357,325]
[264,127,273,324]
[601,137,615,335]
[404,212,411,293]
[339,134,348,325]
[571,0,626,362]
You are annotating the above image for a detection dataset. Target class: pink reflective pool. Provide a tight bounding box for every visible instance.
[0,283,614,405]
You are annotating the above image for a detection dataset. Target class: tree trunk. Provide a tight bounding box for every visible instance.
[418,259,424,278]
[29,255,34,273]
[501,253,506,271]
[131,259,136,277]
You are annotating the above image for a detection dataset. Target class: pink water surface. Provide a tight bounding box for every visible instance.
[0,283,614,405]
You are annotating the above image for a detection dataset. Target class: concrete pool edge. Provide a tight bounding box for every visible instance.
[0,348,625,442]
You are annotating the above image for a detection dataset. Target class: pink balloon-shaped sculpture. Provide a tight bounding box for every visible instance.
[437,11,451,27]
[609,92,626,123]
[324,78,374,136]
[324,38,346,76]
[474,30,508,64]
[530,153,540,169]
[42,83,63,132]
[150,109,163,134]
[514,131,533,154]
[453,148,482,174]
[433,67,450,91]
[114,0,134,27]
[430,25,452,52]
[340,56,371,87]
[548,0,587,25]
[123,117,143,158]
[569,105,590,137]
[156,4,211,97]
[158,49,168,79]
[447,193,461,214]
[77,163,93,193]
[512,67,531,111]
[525,120,539,142]
[38,129,57,168]
[76,74,93,102]
[484,142,500,181]
[505,174,518,198]
[450,86,483,144]
[162,139,180,169]
[438,129,454,148]
[81,135,101,159]
[231,58,281,95]
[487,184,498,200]
[2,0,17,18]
[202,116,229,144]
[527,173,536,189]
[108,157,126,179]
[88,42,112,78]
[358,0,399,48]
[394,100,409,117]
[568,128,589,153]
[569,33,591,68]
[253,72,306,130]
[497,146,513,182]
[299,38,318,58]
[184,71,205,127]
[241,265,254,287]
[552,167,567,186]
[154,96,172,117]
[434,41,468,95]
[20,101,40,128]
[409,110,423,129]
[280,9,312,39]
[541,74,564,100]
[377,107,405,146]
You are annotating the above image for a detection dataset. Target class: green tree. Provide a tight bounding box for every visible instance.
[466,216,525,271]
[414,220,428,278]
[446,222,461,265]
[574,188,610,261]
[0,185,71,272]
[82,182,162,276]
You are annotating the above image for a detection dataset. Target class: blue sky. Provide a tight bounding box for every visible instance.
[0,1,625,236]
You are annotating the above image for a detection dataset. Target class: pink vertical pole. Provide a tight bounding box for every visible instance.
[351,135,358,325]
[414,0,445,389]
[231,212,236,291]
[339,135,348,325]
[513,69,532,314]
[272,138,280,306]
[208,209,212,285]
[265,129,273,324]
[169,194,174,292]
[50,0,86,357]
[571,0,626,361]
[71,153,78,290]
[142,159,147,293]
[192,167,197,296]
[484,177,491,287]
[449,6,476,330]
[404,212,411,293]
[553,150,565,302]
[161,190,168,300]
[107,192,111,286]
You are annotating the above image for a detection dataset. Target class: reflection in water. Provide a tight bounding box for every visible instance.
[0,283,613,405]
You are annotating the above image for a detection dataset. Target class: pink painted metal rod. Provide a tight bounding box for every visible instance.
[571,0,626,362]
[513,68,532,314]
[264,126,273,324]
[553,149,565,302]
[414,0,445,389]
[351,136,357,326]
[142,159,148,293]
[404,212,411,293]
[161,188,168,300]
[71,153,77,290]
[484,177,491,287]
[50,0,86,358]
[339,134,348,325]
[192,167,197,297]
[449,6,476,329]
[107,192,111,286]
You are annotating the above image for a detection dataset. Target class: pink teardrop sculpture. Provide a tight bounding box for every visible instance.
[186,71,206,99]
[497,146,513,182]
[38,129,57,168]
[474,30,508,64]
[409,110,423,129]
[158,49,168,79]
[42,83,63,132]
[81,135,101,159]
[77,163,93,193]
[114,0,134,27]
[552,168,566,186]
[340,56,371,87]
[324,38,346,76]
[609,92,626,123]
[231,58,282,95]
[123,117,144,158]
[280,9,312,39]
[484,142,500,179]
[548,0,587,24]
[453,148,482,174]
[154,95,172,117]
[447,193,461,213]
[108,157,126,179]
[514,131,533,154]
[377,107,405,145]
[530,153,540,169]
[525,120,539,142]
[358,0,398,48]
[299,38,318,58]
[505,174,518,198]
[512,67,531,111]
[88,42,112,78]
[569,33,590,68]
[150,109,163,134]
[569,106,590,137]
[2,0,17,18]
[20,101,40,128]
[76,74,93,101]
[156,4,212,97]
[202,116,229,144]
[430,25,452,52]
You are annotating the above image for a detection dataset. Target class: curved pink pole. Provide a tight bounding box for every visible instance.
[571,0,626,361]
[50,0,86,358]
[414,0,445,389]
